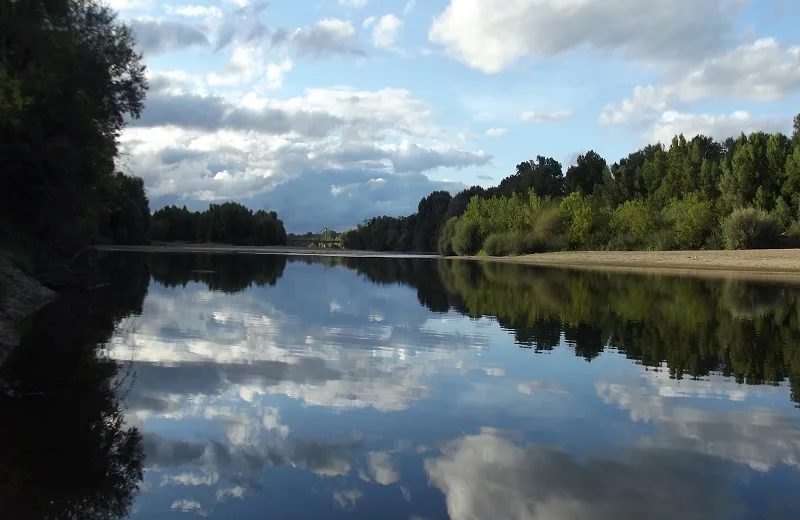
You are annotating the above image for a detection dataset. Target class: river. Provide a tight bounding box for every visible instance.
[2,252,799,519]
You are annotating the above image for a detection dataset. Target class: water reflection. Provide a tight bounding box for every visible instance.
[6,253,800,519]
[0,253,149,520]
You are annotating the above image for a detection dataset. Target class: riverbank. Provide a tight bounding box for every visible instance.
[456,249,800,283]
[0,256,56,361]
[96,244,800,282]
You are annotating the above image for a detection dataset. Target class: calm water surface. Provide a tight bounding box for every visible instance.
[2,253,800,519]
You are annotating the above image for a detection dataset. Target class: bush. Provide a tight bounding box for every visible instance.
[606,233,644,251]
[645,229,677,251]
[663,195,717,249]
[611,200,656,239]
[452,219,482,256]
[722,208,781,250]
[483,233,514,256]
[534,206,568,238]
[437,217,459,255]
[484,232,547,256]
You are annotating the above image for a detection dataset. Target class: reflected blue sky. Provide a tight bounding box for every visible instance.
[107,257,800,519]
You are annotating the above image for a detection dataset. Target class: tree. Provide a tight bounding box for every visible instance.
[0,0,148,259]
[793,113,800,145]
[565,150,607,195]
[501,156,564,198]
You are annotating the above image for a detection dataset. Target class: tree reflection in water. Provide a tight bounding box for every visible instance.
[0,254,149,520]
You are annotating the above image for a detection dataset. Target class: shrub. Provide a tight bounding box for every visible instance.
[534,205,568,238]
[722,208,781,250]
[484,233,513,256]
[437,217,459,255]
[606,233,644,251]
[663,195,717,250]
[645,229,677,251]
[560,192,610,249]
[771,197,792,230]
[611,200,656,239]
[452,219,482,256]
[484,232,546,256]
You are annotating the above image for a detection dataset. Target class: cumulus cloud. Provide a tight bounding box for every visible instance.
[601,38,800,125]
[130,19,209,55]
[365,452,400,485]
[428,0,739,73]
[645,110,790,144]
[520,109,573,123]
[144,432,363,478]
[425,430,746,520]
[122,84,488,228]
[165,4,224,20]
[597,373,800,472]
[333,489,363,508]
[371,14,404,49]
[286,19,364,59]
[484,128,507,137]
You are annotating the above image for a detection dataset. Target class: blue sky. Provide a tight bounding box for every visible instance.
[112,0,800,231]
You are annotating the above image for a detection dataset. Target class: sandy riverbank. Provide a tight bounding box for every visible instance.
[457,249,800,283]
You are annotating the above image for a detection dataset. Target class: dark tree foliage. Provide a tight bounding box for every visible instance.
[500,156,565,198]
[565,150,607,195]
[0,0,150,261]
[149,202,288,246]
[0,253,149,519]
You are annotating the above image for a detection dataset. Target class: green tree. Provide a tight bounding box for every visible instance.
[565,151,607,195]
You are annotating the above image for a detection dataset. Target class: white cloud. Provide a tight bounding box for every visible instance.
[288,19,363,59]
[520,109,573,123]
[516,381,566,395]
[484,128,507,137]
[164,4,223,19]
[333,489,363,508]
[601,38,800,125]
[646,110,789,144]
[365,451,400,485]
[170,500,205,513]
[403,0,416,14]
[362,16,376,28]
[105,0,152,10]
[425,430,745,520]
[339,0,368,7]
[371,14,404,49]
[428,0,740,73]
[122,83,488,227]
[597,370,800,472]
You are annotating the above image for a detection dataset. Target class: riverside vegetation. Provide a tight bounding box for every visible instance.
[343,125,800,255]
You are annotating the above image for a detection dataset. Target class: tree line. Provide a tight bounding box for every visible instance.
[149,202,288,246]
[1,0,152,272]
[344,120,800,254]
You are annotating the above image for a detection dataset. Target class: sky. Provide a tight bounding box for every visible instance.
[111,0,800,232]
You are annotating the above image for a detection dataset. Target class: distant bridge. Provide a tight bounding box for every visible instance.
[287,228,343,248]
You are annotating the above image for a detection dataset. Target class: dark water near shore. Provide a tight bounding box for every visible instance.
[2,253,800,519]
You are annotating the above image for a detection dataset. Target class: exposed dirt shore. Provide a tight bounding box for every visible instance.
[457,249,800,283]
